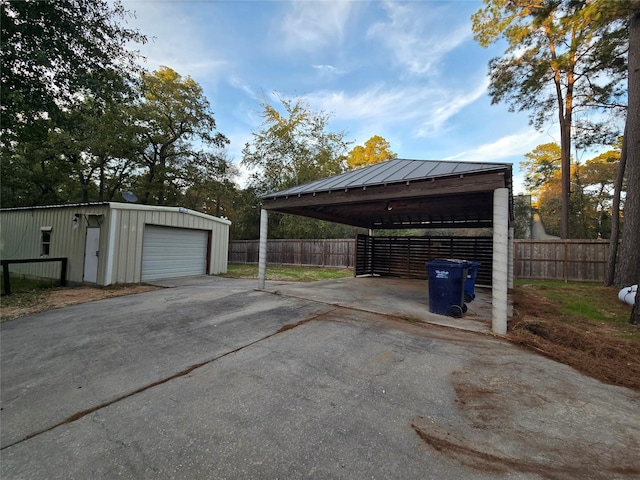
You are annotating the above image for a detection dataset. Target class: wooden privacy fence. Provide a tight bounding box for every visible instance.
[514,239,610,283]
[229,239,354,267]
[230,238,612,283]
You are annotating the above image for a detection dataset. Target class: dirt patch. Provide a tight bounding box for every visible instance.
[412,415,640,479]
[0,285,163,322]
[508,286,640,390]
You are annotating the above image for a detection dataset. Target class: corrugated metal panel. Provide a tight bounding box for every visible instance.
[0,205,110,284]
[262,159,511,199]
[108,204,230,284]
[141,226,208,280]
[1,202,230,286]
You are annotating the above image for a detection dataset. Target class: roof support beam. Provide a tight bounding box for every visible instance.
[261,173,507,211]
[258,208,268,290]
[492,187,509,335]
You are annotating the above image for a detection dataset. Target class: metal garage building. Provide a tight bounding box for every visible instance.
[258,158,513,334]
[0,202,230,285]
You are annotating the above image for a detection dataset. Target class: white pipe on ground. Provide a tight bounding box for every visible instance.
[258,208,268,290]
[492,188,509,335]
[618,285,637,305]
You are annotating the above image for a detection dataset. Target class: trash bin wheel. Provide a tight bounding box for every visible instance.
[464,292,475,303]
[448,305,463,318]
[462,303,468,313]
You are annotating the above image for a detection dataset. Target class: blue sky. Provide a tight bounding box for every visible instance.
[120,0,563,193]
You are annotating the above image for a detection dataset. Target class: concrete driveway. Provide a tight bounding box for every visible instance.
[1,276,639,479]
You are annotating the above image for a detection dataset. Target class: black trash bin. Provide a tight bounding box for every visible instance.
[464,261,481,303]
[427,259,469,318]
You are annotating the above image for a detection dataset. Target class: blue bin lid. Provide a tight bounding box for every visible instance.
[428,258,471,266]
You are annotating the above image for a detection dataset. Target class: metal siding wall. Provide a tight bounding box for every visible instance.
[108,205,230,283]
[0,205,110,284]
[2,204,229,285]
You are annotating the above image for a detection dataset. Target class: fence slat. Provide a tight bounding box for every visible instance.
[230,238,611,283]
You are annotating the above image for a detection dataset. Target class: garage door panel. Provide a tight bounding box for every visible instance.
[142,226,208,281]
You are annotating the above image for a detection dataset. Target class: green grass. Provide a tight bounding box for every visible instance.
[220,264,353,282]
[515,279,634,326]
[0,274,59,295]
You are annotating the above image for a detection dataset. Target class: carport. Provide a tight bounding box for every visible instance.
[258,158,513,334]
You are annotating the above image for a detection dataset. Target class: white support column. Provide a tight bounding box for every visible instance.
[492,188,509,335]
[258,209,268,290]
[508,226,514,289]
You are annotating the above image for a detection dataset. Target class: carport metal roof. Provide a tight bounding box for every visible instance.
[260,159,513,230]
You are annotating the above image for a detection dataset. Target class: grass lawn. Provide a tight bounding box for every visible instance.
[513,279,637,338]
[1,274,59,297]
[220,263,353,282]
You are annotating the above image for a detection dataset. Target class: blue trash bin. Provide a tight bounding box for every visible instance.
[464,262,481,303]
[427,259,469,318]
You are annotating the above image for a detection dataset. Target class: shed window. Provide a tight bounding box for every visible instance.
[41,227,52,256]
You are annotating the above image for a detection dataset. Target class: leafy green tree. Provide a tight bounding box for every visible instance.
[131,67,229,205]
[513,195,533,239]
[1,0,146,142]
[522,141,615,238]
[521,143,562,193]
[44,96,142,203]
[183,153,239,217]
[346,135,397,170]
[472,0,628,239]
[242,95,350,195]
[228,187,262,240]
[0,119,72,207]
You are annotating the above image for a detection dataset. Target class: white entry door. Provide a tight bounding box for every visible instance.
[84,227,100,283]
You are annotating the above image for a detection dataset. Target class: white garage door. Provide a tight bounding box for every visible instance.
[141,225,208,281]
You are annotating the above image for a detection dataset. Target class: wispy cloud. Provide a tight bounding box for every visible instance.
[278,0,355,52]
[123,0,227,79]
[229,76,257,99]
[367,1,471,76]
[303,77,488,138]
[312,64,347,79]
[417,79,489,136]
[446,131,547,163]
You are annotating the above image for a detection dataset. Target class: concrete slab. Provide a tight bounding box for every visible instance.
[2,276,639,479]
[265,276,494,334]
[0,277,331,449]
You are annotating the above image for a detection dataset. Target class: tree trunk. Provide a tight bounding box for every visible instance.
[615,9,640,297]
[606,128,627,286]
[632,275,640,325]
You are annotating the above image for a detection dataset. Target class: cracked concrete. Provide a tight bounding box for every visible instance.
[1,276,639,479]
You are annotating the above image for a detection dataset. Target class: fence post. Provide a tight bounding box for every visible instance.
[563,241,568,282]
[2,262,11,295]
[60,258,68,287]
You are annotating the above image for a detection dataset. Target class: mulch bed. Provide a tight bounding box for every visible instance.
[509,287,640,391]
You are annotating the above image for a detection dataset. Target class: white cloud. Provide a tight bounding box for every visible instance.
[229,76,257,99]
[279,0,355,52]
[367,1,471,76]
[416,79,489,137]
[446,131,546,163]
[303,77,488,138]
[122,0,227,79]
[312,64,347,79]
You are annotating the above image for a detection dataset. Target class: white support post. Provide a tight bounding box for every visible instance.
[492,188,509,335]
[508,226,514,289]
[258,209,268,290]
